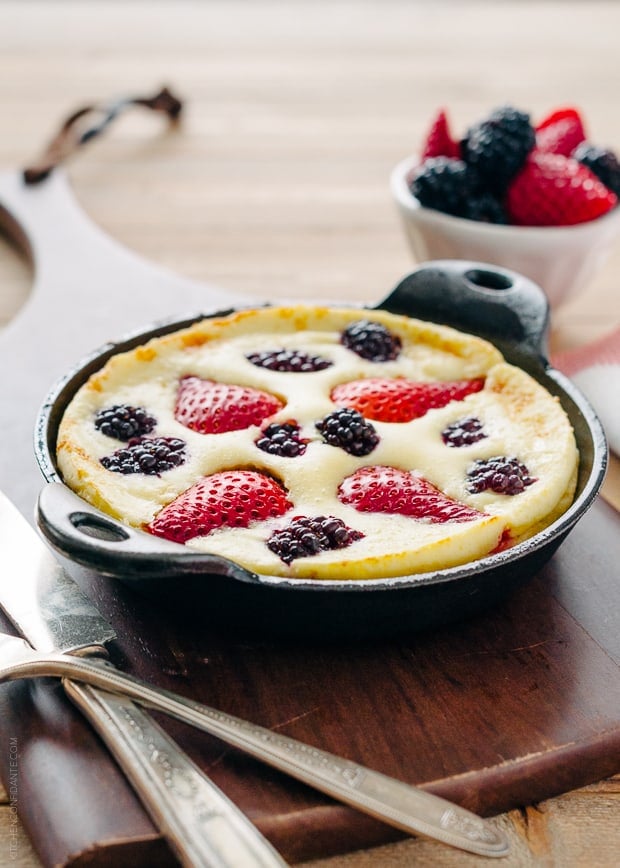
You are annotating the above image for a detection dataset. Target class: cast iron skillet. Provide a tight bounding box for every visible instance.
[35,261,608,640]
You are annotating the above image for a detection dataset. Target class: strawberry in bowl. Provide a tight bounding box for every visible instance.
[391,105,620,306]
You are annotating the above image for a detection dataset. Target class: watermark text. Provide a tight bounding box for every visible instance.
[8,737,19,861]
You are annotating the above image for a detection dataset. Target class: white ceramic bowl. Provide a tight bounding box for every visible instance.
[391,155,620,307]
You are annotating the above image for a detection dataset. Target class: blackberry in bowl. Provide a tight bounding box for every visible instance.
[391,105,620,307]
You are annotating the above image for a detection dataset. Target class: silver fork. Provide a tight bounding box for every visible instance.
[0,631,509,859]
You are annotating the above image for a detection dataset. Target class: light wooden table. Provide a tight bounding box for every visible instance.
[0,2,618,866]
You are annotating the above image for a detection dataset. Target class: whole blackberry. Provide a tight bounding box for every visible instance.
[315,408,379,456]
[409,157,477,217]
[255,422,308,457]
[572,143,620,198]
[341,319,402,362]
[94,404,157,441]
[246,349,332,372]
[100,436,186,475]
[462,191,509,224]
[466,456,535,495]
[442,417,488,447]
[267,515,364,564]
[461,106,535,194]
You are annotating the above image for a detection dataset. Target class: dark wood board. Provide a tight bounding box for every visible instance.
[0,170,619,867]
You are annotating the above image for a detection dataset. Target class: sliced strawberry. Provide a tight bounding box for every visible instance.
[536,107,585,132]
[506,152,617,226]
[175,376,283,434]
[330,378,484,423]
[535,107,586,156]
[421,109,460,160]
[148,470,292,544]
[338,466,482,523]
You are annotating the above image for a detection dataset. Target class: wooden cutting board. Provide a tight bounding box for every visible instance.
[0,170,619,867]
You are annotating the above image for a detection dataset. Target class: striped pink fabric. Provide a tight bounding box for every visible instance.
[551,326,620,457]
[551,326,620,376]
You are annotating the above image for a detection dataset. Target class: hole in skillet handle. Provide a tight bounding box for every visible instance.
[375,260,550,364]
[463,268,513,291]
[69,512,130,543]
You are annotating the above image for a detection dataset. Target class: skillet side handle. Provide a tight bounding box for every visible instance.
[36,482,243,582]
[375,260,550,362]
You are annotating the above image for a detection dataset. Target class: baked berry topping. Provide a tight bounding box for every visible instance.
[255,422,308,457]
[94,404,156,441]
[340,319,402,362]
[100,437,186,475]
[331,377,485,423]
[148,470,292,544]
[572,142,620,198]
[460,105,535,194]
[175,376,283,435]
[315,408,379,456]
[338,465,482,523]
[267,515,364,564]
[246,349,332,372]
[466,456,535,495]
[441,416,488,447]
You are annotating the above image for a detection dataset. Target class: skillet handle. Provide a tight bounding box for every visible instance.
[375,260,550,362]
[37,482,255,584]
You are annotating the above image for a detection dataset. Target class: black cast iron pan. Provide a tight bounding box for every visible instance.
[35,261,608,640]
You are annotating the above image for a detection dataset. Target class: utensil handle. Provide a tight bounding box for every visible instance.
[63,681,288,868]
[376,260,550,361]
[137,684,509,860]
[3,648,508,859]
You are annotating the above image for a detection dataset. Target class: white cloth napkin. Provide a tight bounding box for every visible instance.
[552,326,620,457]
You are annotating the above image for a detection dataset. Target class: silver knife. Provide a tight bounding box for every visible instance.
[0,490,288,868]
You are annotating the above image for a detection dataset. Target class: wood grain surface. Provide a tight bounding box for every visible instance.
[1,2,619,866]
